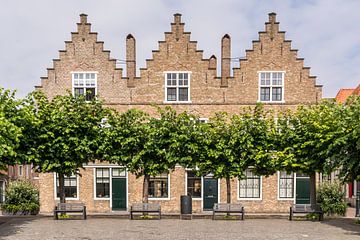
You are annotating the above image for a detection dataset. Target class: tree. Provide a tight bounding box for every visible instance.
[276,101,341,206]
[331,96,360,182]
[177,105,276,204]
[100,107,179,203]
[0,88,25,169]
[30,92,107,203]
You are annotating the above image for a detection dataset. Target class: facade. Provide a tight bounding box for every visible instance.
[36,13,322,214]
[335,84,360,206]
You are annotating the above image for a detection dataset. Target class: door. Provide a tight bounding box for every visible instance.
[112,178,127,210]
[296,175,310,204]
[203,178,218,210]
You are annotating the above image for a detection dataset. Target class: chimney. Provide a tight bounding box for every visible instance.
[173,13,183,41]
[268,12,276,23]
[126,34,136,88]
[80,13,88,24]
[221,34,231,87]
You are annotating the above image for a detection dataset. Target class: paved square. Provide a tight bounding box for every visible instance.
[0,217,359,240]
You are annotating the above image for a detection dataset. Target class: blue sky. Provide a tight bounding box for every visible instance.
[0,0,359,98]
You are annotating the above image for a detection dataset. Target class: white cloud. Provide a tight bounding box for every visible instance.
[0,0,359,98]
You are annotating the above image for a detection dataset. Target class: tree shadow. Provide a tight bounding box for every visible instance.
[321,218,360,236]
[0,216,37,239]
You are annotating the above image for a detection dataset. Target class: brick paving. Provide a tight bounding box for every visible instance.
[0,217,359,240]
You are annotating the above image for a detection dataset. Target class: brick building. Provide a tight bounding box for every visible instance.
[35,12,322,214]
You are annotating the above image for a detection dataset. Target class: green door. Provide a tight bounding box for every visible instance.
[112,178,126,210]
[203,178,218,210]
[296,177,310,204]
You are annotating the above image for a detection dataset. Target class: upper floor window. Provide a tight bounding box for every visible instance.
[72,72,97,101]
[259,72,284,102]
[165,72,190,102]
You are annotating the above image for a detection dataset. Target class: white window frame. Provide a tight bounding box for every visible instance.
[237,170,262,201]
[94,168,111,200]
[277,171,295,200]
[71,71,98,100]
[53,173,79,201]
[185,170,202,200]
[258,71,285,103]
[148,173,171,201]
[164,71,192,103]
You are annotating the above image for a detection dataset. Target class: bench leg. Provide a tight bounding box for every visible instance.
[83,206,87,220]
[130,211,133,220]
[54,212,58,220]
[242,208,244,220]
[289,207,293,221]
[159,211,161,220]
[212,211,215,220]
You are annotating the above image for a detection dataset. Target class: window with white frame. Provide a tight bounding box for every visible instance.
[96,168,110,198]
[239,169,261,198]
[56,174,77,198]
[165,72,190,102]
[279,171,294,198]
[259,72,284,102]
[149,173,169,198]
[72,72,97,101]
[186,171,201,198]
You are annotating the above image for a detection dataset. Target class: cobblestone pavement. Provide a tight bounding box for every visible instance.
[0,217,359,240]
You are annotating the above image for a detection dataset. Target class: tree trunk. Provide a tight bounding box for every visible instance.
[58,173,66,204]
[226,176,231,204]
[309,172,317,207]
[143,174,150,203]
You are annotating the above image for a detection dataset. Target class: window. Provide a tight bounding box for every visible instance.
[19,165,23,176]
[279,171,294,199]
[198,118,209,123]
[239,169,261,199]
[0,180,4,203]
[96,168,110,198]
[187,171,201,198]
[259,72,284,102]
[165,72,190,102]
[72,72,97,101]
[56,174,77,199]
[149,173,169,198]
[112,168,126,177]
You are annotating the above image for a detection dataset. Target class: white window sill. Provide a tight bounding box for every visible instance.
[55,197,79,201]
[237,197,262,201]
[192,197,202,201]
[148,197,171,201]
[277,197,295,201]
[257,100,285,104]
[94,197,111,201]
[163,101,192,104]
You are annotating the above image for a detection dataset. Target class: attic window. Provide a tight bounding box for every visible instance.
[72,72,97,101]
[258,71,284,102]
[164,72,191,103]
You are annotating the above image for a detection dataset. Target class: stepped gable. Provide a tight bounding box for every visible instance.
[230,12,322,103]
[138,13,216,75]
[37,14,125,101]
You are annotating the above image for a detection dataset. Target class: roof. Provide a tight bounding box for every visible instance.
[335,84,360,103]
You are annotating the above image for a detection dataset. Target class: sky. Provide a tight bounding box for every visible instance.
[0,0,359,98]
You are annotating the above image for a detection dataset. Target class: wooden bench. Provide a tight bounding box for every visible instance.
[289,204,323,221]
[213,203,245,220]
[130,203,161,220]
[54,203,87,220]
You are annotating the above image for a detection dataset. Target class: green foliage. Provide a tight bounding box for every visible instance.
[317,181,347,216]
[2,180,39,215]
[305,213,320,220]
[355,219,360,224]
[331,96,360,182]
[0,88,24,169]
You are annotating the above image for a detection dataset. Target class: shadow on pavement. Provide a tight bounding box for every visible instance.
[0,216,37,239]
[321,218,360,236]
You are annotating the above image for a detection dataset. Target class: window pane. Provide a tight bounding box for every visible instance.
[260,87,270,101]
[272,87,282,101]
[178,88,188,101]
[167,88,177,101]
[149,174,168,198]
[74,88,84,98]
[85,88,96,101]
[79,73,84,79]
[112,168,126,177]
[239,169,260,198]
[187,171,201,198]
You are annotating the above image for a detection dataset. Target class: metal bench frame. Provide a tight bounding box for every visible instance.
[289,204,324,221]
[130,203,161,220]
[54,203,87,220]
[213,203,245,220]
